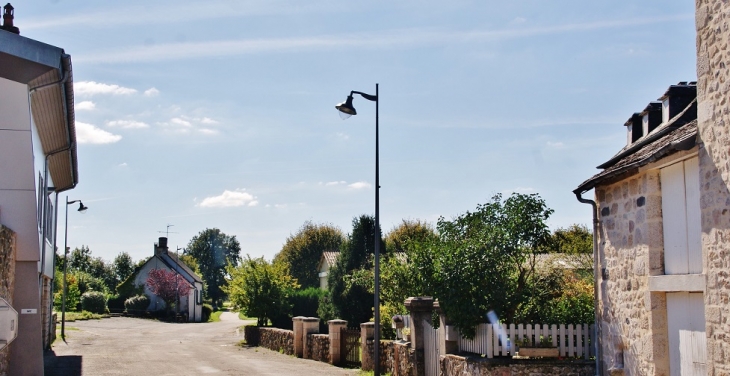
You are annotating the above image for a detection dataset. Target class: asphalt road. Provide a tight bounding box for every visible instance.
[44,312,359,376]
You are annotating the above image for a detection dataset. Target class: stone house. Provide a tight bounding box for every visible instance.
[573,0,730,374]
[133,237,204,322]
[0,5,78,375]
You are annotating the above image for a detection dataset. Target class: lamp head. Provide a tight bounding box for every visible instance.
[335,95,356,119]
[77,202,88,213]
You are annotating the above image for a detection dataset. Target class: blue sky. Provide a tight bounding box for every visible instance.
[18,0,696,263]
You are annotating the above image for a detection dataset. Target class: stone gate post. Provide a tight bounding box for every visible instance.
[328,319,347,365]
[434,300,458,355]
[360,322,375,370]
[302,317,320,359]
[405,296,434,376]
[293,316,305,357]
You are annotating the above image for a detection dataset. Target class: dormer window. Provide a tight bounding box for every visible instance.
[662,98,670,124]
[642,114,650,136]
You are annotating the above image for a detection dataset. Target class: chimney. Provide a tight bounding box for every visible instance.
[640,102,662,137]
[658,81,697,125]
[2,3,19,34]
[154,237,168,256]
[624,113,642,145]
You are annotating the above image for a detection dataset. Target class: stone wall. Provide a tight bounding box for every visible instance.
[441,355,595,376]
[695,1,730,374]
[594,170,668,375]
[0,226,15,376]
[306,334,329,363]
[244,325,260,346]
[362,340,415,375]
[259,327,294,355]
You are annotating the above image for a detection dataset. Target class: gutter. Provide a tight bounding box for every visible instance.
[574,191,603,376]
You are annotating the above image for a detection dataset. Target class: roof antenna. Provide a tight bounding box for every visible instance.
[158,224,178,238]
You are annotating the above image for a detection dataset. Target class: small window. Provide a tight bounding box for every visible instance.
[662,99,670,124]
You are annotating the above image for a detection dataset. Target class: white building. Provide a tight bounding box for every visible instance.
[134,237,204,322]
[0,4,78,375]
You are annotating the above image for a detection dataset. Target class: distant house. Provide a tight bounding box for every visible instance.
[134,237,204,322]
[574,82,703,375]
[317,251,339,290]
[0,5,78,375]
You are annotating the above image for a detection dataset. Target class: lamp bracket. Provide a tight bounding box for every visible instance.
[351,91,377,102]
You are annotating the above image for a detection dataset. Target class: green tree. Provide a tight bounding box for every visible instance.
[545,224,592,254]
[113,252,135,286]
[68,245,92,273]
[408,193,554,338]
[325,215,384,327]
[225,255,297,326]
[273,221,344,289]
[385,219,437,253]
[185,228,241,305]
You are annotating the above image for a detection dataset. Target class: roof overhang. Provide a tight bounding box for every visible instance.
[0,29,77,192]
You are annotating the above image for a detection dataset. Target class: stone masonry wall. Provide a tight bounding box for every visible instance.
[306,334,329,363]
[0,226,16,376]
[258,327,294,355]
[696,1,730,374]
[361,340,414,375]
[441,355,595,376]
[594,170,668,375]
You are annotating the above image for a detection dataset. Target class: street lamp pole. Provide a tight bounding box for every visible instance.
[61,196,87,338]
[336,84,381,376]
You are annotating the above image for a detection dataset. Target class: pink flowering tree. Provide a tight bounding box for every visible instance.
[146,268,192,314]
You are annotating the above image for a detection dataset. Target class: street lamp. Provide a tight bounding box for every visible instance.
[61,197,87,338]
[336,84,381,376]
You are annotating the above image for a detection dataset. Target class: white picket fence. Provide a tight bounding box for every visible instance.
[457,323,595,359]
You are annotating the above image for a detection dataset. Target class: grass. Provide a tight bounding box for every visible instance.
[238,312,256,321]
[57,311,107,321]
[209,310,223,322]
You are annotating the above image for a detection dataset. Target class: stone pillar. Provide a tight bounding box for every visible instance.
[361,322,375,371]
[302,317,320,359]
[328,319,347,365]
[434,301,458,355]
[293,316,305,358]
[405,296,434,376]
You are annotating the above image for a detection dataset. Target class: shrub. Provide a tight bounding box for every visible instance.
[107,294,126,312]
[81,291,107,314]
[202,304,213,322]
[124,295,150,314]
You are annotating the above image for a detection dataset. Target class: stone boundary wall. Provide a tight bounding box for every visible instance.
[259,327,294,355]
[306,334,329,363]
[243,325,260,346]
[441,355,595,376]
[362,340,415,375]
[0,225,16,376]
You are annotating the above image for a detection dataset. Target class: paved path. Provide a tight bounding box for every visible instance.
[44,313,359,376]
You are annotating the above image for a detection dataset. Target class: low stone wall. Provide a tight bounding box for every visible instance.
[244,325,260,346]
[0,226,16,376]
[259,327,294,355]
[307,334,329,362]
[442,354,596,376]
[362,340,415,375]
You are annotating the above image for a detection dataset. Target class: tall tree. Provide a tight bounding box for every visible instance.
[545,224,593,254]
[325,215,384,326]
[273,221,344,288]
[113,252,135,286]
[225,255,297,326]
[385,219,437,253]
[185,228,241,305]
[68,245,92,273]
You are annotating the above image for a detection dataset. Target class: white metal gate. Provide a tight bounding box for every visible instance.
[423,320,441,376]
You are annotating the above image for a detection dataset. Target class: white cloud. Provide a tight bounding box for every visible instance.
[546,141,564,148]
[107,120,150,129]
[118,162,128,167]
[76,122,122,144]
[198,190,257,208]
[336,132,349,140]
[76,101,96,111]
[274,204,287,209]
[511,17,527,25]
[198,128,219,135]
[171,118,192,127]
[324,181,346,186]
[201,117,219,125]
[144,87,160,97]
[348,181,372,190]
[74,81,137,96]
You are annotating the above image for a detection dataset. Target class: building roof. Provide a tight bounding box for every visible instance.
[157,252,203,285]
[574,99,697,194]
[0,29,77,192]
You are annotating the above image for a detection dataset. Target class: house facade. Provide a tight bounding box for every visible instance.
[573,1,730,374]
[134,237,204,322]
[0,5,78,375]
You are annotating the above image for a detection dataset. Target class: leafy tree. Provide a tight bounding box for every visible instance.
[406,193,553,338]
[113,252,135,286]
[385,219,437,253]
[545,224,592,254]
[273,221,344,289]
[225,255,297,326]
[179,254,202,276]
[185,228,241,305]
[146,268,192,314]
[326,215,384,327]
[68,245,92,273]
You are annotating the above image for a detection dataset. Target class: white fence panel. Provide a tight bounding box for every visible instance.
[456,323,595,359]
[423,320,441,376]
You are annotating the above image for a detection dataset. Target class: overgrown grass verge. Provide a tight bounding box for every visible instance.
[56,311,108,321]
[209,310,223,322]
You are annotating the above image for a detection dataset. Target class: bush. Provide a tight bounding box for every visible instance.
[272,287,326,330]
[107,294,126,312]
[81,291,107,314]
[124,295,150,314]
[202,304,213,322]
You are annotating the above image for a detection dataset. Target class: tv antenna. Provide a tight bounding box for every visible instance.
[158,224,178,238]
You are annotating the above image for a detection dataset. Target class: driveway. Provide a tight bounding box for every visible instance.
[44,312,359,376]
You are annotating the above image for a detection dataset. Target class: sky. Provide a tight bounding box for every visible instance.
[15,0,697,263]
